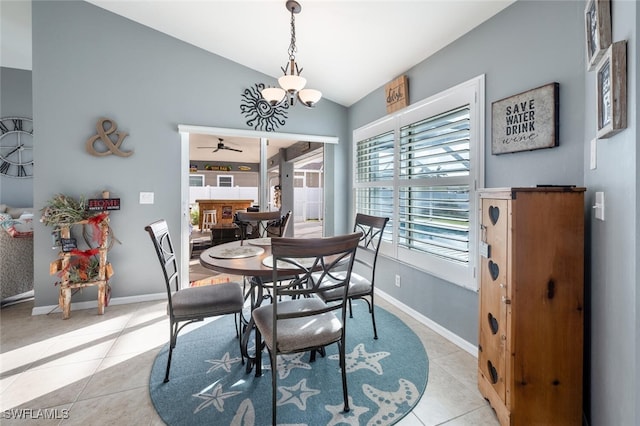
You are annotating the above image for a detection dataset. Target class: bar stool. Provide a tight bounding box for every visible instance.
[202,210,217,231]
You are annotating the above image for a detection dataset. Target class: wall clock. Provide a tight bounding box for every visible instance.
[0,117,33,179]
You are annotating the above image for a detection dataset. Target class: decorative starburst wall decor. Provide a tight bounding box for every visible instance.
[240,83,289,131]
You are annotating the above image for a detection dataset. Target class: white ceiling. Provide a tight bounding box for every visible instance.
[1,0,515,162]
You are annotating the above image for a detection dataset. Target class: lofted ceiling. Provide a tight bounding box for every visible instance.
[1,0,515,162]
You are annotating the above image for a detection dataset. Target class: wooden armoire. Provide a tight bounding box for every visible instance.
[477,187,585,425]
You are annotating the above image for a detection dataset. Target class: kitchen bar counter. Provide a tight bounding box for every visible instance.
[196,199,254,227]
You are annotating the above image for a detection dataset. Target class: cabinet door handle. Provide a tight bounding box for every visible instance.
[502,296,511,304]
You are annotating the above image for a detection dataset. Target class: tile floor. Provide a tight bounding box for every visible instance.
[0,296,499,425]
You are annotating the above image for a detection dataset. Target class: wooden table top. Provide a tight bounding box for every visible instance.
[200,239,294,277]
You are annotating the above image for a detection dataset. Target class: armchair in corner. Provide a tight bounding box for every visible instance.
[0,204,35,303]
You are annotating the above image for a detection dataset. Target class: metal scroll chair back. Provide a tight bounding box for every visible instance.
[351,213,389,338]
[235,210,291,240]
[144,220,244,383]
[318,213,389,339]
[251,232,362,425]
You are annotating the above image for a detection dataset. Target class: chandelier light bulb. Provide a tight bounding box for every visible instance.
[298,89,322,108]
[278,74,307,94]
[261,86,286,106]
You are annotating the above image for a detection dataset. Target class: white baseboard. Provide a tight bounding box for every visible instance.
[31,292,167,316]
[30,289,476,358]
[376,288,478,357]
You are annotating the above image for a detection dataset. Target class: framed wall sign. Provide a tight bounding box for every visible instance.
[585,0,611,71]
[61,238,77,252]
[385,75,409,114]
[87,198,121,211]
[596,41,627,139]
[221,206,233,219]
[491,82,559,155]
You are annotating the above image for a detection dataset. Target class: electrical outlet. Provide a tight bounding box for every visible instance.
[395,274,401,287]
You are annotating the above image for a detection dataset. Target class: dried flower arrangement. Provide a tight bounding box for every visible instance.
[40,194,92,226]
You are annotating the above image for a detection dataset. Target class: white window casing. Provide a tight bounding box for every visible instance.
[353,75,485,290]
[217,175,234,187]
[189,174,205,187]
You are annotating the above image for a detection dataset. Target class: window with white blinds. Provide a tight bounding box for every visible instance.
[353,76,484,289]
[355,130,395,242]
[398,106,471,264]
[217,175,233,187]
[356,131,394,183]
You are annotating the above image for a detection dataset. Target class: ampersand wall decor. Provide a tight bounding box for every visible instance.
[240,83,289,132]
[86,117,133,157]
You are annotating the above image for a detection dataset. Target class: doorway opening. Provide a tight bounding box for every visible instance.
[179,125,336,285]
[291,149,323,238]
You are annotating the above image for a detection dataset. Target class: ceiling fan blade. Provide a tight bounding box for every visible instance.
[227,147,243,152]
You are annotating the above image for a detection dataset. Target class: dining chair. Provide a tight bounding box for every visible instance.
[317,213,389,339]
[144,219,244,383]
[252,232,362,425]
[234,210,291,240]
[234,210,292,326]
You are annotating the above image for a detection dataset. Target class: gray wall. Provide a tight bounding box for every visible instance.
[15,0,639,424]
[349,1,637,425]
[350,0,585,342]
[583,1,637,425]
[31,1,349,308]
[0,67,33,207]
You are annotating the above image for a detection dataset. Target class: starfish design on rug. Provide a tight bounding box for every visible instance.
[363,378,420,424]
[205,351,242,374]
[231,399,256,425]
[192,383,242,414]
[277,378,321,410]
[329,343,390,374]
[262,352,312,379]
[325,396,369,426]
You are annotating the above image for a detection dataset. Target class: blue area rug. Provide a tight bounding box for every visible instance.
[149,302,428,425]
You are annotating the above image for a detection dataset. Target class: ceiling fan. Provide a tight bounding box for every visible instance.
[197,138,243,153]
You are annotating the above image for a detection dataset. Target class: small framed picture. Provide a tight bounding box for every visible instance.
[61,238,78,253]
[585,0,611,71]
[596,41,627,139]
[221,206,233,219]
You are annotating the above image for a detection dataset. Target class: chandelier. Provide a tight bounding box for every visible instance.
[261,0,322,108]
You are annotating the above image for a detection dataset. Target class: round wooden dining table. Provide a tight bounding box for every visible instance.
[199,238,305,374]
[200,239,274,278]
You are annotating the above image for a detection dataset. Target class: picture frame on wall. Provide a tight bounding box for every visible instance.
[596,40,627,139]
[491,82,559,155]
[221,206,233,219]
[585,0,611,71]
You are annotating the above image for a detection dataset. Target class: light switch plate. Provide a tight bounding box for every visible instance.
[479,241,490,258]
[594,191,605,221]
[140,192,154,204]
